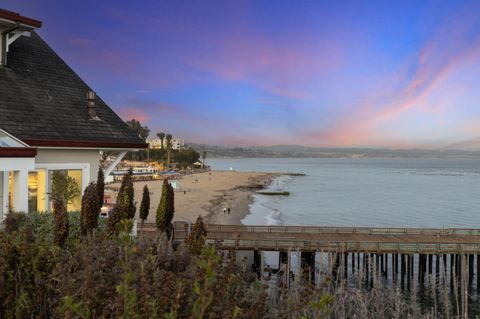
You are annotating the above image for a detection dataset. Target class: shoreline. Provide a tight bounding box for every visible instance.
[124,170,283,225]
[202,172,281,225]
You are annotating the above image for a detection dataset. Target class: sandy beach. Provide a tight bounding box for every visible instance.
[106,171,279,225]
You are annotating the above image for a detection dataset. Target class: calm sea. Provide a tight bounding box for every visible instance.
[208,158,480,228]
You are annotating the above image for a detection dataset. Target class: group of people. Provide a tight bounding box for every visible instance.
[223,207,231,214]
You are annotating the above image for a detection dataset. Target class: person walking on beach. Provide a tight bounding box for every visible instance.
[223,207,227,214]
[227,207,230,214]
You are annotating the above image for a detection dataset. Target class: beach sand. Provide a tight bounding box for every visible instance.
[107,171,278,225]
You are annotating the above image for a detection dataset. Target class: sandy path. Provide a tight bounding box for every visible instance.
[112,171,278,225]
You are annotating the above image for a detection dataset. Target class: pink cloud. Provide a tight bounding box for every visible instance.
[301,12,480,148]
[117,107,151,123]
[182,32,344,100]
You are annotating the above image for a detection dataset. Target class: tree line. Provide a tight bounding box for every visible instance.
[125,119,202,169]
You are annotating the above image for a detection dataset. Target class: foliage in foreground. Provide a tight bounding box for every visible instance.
[156,179,174,236]
[139,184,150,227]
[107,168,136,236]
[0,212,446,319]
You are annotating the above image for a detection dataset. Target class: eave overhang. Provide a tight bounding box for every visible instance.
[0,9,42,28]
[0,147,36,157]
[22,139,148,150]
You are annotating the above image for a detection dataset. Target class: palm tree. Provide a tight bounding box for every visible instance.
[165,133,173,168]
[202,151,207,169]
[157,132,165,150]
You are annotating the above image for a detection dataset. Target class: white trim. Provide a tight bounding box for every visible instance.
[0,18,36,30]
[104,150,127,177]
[34,163,90,191]
[0,157,35,171]
[33,146,142,151]
[1,172,8,219]
[0,128,29,147]
[34,163,90,211]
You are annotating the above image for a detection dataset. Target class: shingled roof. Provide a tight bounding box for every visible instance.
[0,31,147,149]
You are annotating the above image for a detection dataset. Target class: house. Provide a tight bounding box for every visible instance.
[0,9,147,218]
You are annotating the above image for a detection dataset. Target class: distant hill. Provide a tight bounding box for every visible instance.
[188,143,480,159]
[441,138,480,152]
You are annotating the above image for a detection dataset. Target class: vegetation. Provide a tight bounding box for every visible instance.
[80,182,99,237]
[201,150,207,168]
[0,210,452,318]
[52,197,68,247]
[185,215,207,254]
[96,167,105,211]
[107,169,136,236]
[126,118,150,140]
[139,185,150,228]
[166,133,173,168]
[50,171,80,204]
[156,179,174,237]
[157,132,166,150]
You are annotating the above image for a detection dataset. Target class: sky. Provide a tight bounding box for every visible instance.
[5,0,480,148]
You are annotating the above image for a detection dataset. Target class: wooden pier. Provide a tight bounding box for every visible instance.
[141,222,480,254]
[141,221,480,315]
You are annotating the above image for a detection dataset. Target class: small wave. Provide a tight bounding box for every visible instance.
[265,209,282,226]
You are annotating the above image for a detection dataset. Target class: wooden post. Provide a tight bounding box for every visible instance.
[365,253,369,284]
[436,254,440,280]
[352,252,355,274]
[477,254,480,291]
[418,254,424,285]
[468,254,474,287]
[394,253,399,284]
[407,254,411,290]
[253,250,262,278]
[428,254,433,275]
[287,249,291,289]
[380,253,384,276]
[451,254,455,289]
[385,253,388,279]
[344,252,348,279]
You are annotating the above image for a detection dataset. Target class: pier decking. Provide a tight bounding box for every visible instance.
[141,222,480,254]
[141,221,480,305]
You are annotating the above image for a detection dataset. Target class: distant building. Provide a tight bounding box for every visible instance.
[146,138,185,150]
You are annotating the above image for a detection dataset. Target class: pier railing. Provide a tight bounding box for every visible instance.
[199,239,480,253]
[156,222,480,236]
[139,222,480,253]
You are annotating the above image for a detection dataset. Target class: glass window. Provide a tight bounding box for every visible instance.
[28,172,38,212]
[48,169,82,212]
[28,170,46,212]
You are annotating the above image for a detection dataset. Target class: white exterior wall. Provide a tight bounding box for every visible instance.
[35,149,100,186]
[0,157,35,217]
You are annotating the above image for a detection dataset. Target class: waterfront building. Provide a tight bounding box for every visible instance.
[146,137,185,150]
[0,9,147,217]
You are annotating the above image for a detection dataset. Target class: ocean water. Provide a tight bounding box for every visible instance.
[208,158,480,228]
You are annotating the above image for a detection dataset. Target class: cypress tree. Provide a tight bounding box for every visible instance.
[96,167,105,212]
[156,179,175,237]
[107,168,136,236]
[185,215,207,254]
[80,182,99,237]
[139,185,150,229]
[52,197,69,247]
[121,168,136,219]
[156,179,169,232]
[165,182,175,230]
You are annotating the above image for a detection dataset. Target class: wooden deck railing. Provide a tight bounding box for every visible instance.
[142,222,480,236]
[139,222,480,253]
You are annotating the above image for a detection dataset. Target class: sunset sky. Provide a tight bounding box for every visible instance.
[7,0,480,148]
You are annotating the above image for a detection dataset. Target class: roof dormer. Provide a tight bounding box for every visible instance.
[0,9,42,66]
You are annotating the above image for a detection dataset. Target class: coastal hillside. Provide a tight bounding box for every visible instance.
[188,143,480,159]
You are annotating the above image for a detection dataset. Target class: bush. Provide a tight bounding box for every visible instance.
[0,212,446,318]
